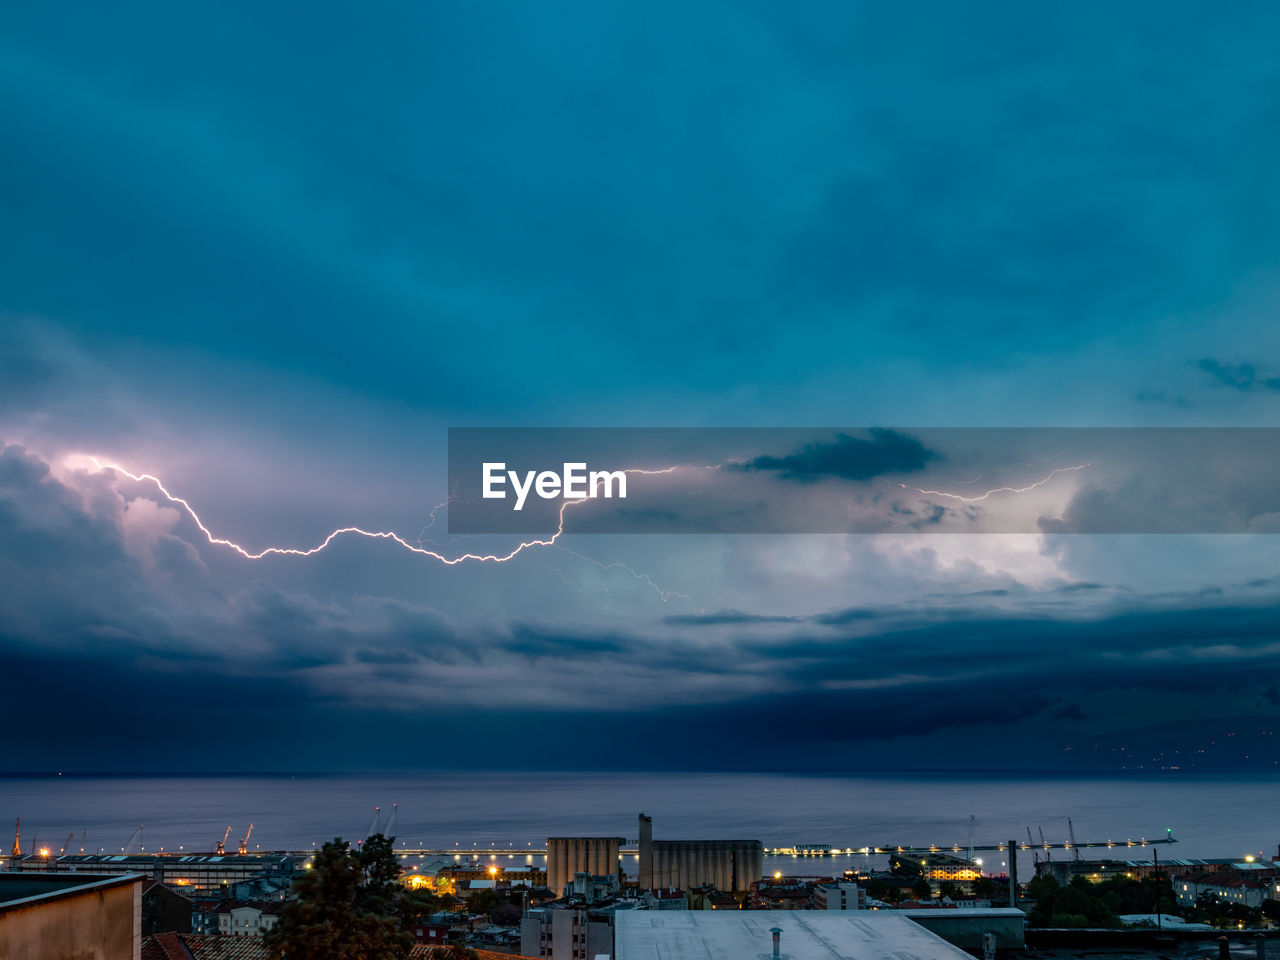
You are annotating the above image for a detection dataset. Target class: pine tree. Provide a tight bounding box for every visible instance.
[266,835,411,960]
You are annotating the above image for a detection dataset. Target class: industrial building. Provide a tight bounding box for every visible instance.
[7,852,296,891]
[889,851,982,888]
[546,836,624,894]
[1037,856,1280,885]
[637,813,762,894]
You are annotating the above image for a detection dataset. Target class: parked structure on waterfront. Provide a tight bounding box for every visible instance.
[637,814,762,894]
[546,836,624,894]
[7,852,296,891]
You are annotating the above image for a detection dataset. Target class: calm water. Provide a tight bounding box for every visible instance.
[3,771,1276,878]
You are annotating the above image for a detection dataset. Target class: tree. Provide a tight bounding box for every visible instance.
[911,877,932,900]
[938,882,960,900]
[400,887,450,922]
[266,835,411,960]
[465,888,502,915]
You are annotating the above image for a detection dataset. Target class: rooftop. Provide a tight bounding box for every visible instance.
[614,910,975,960]
[0,872,145,913]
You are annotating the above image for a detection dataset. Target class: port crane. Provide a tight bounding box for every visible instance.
[216,826,232,855]
[238,824,253,856]
[124,826,144,854]
[383,803,398,840]
[363,806,382,843]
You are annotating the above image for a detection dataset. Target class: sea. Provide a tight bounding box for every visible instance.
[3,770,1275,877]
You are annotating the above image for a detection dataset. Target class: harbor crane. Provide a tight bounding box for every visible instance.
[238,824,253,856]
[383,803,398,840]
[124,826,144,854]
[61,832,76,855]
[216,826,232,855]
[1068,818,1081,862]
[363,806,382,843]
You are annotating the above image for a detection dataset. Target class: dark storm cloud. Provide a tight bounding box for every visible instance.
[736,430,936,482]
[663,610,803,626]
[5,442,1280,771]
[5,0,1280,771]
[1196,359,1280,392]
[6,0,1279,422]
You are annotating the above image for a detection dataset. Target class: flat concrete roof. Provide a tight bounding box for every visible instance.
[0,873,144,913]
[614,910,975,960]
[899,907,1025,919]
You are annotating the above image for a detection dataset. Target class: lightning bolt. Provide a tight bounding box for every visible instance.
[888,463,1091,503]
[87,458,708,572]
[553,546,700,609]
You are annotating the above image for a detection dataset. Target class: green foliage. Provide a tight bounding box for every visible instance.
[1188,891,1267,929]
[911,877,932,900]
[938,882,960,899]
[400,887,450,921]
[465,889,502,915]
[1025,873,1176,930]
[266,834,412,960]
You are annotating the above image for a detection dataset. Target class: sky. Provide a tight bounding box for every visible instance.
[3,1,1280,773]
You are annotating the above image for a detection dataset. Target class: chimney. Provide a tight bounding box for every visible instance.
[771,926,782,959]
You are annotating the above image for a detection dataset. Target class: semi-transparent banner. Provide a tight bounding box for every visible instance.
[447,427,1280,534]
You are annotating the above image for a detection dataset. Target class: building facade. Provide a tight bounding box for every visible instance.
[217,902,281,936]
[8,853,295,891]
[813,882,866,910]
[637,814,762,894]
[545,837,624,894]
[521,904,617,960]
[0,873,143,960]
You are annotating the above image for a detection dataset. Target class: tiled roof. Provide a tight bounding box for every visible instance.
[141,932,191,960]
[143,935,537,960]
[410,950,537,960]
[167,936,269,959]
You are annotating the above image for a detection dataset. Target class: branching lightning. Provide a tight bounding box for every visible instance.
[89,458,703,567]
[85,459,714,611]
[887,463,1091,503]
[84,450,1080,614]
